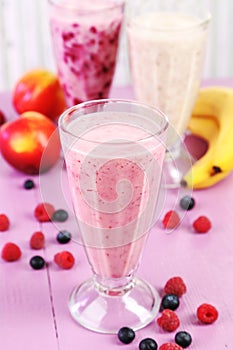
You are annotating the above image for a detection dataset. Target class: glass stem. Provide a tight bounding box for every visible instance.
[94,274,135,296]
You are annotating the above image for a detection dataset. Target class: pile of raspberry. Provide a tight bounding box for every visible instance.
[117,276,218,349]
[157,276,218,348]
[158,276,217,323]
[0,200,75,270]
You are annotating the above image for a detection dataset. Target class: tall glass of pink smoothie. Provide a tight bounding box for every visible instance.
[48,0,125,107]
[126,0,211,188]
[59,99,168,333]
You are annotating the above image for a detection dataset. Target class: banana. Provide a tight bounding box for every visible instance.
[192,86,233,173]
[192,86,233,117]
[182,116,219,188]
[191,168,231,189]
[182,86,233,189]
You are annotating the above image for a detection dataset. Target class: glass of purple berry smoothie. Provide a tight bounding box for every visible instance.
[48,0,125,107]
[59,99,168,333]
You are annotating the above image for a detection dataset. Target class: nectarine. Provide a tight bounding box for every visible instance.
[0,111,61,174]
[12,69,66,122]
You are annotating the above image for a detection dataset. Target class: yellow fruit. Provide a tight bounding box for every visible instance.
[192,86,233,173]
[183,116,218,188]
[182,86,233,189]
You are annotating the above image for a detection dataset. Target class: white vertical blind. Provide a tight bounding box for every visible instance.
[203,0,233,78]
[0,0,55,90]
[0,0,232,91]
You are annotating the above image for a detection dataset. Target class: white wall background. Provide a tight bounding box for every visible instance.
[0,0,232,91]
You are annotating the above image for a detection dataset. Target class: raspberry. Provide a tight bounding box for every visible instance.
[34,202,55,222]
[157,309,180,332]
[162,210,180,229]
[192,215,212,233]
[159,343,183,350]
[164,276,187,297]
[1,242,22,261]
[0,214,10,231]
[197,303,218,324]
[30,231,45,249]
[54,251,75,269]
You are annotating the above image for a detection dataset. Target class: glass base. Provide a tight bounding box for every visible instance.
[68,276,160,333]
[163,138,195,189]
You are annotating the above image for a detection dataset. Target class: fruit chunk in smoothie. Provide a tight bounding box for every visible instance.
[49,1,124,106]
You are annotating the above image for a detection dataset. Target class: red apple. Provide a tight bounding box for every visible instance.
[12,69,66,122]
[0,111,61,174]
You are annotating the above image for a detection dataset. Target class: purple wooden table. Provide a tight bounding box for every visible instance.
[0,81,233,349]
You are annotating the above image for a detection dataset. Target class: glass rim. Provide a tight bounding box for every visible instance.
[127,11,211,32]
[48,0,125,14]
[59,98,169,145]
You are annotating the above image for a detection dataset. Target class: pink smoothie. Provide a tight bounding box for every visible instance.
[63,111,165,278]
[49,0,124,107]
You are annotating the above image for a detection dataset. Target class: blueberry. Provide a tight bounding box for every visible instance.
[161,294,180,311]
[52,209,69,222]
[30,256,45,270]
[56,230,72,244]
[23,179,35,190]
[180,195,195,210]
[139,338,158,350]
[117,327,135,344]
[175,331,192,348]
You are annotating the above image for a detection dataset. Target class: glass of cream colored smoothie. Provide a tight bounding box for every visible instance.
[126,0,211,188]
[48,0,125,107]
[59,99,168,333]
